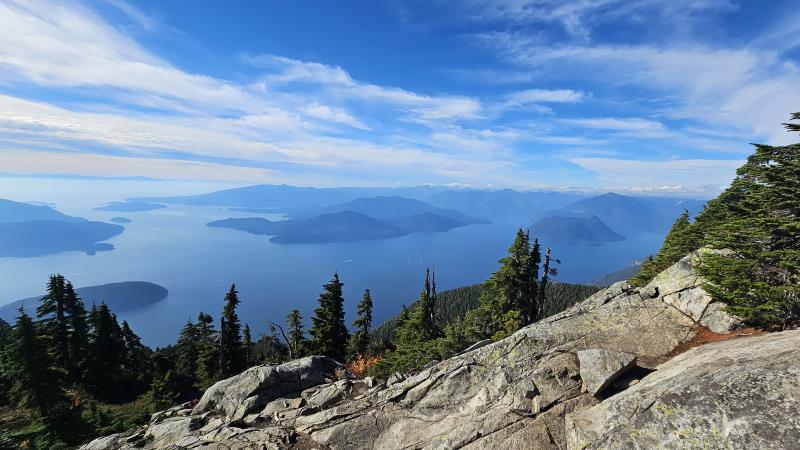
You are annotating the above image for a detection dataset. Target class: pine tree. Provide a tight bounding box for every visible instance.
[219,284,245,378]
[242,324,252,368]
[348,289,374,359]
[537,248,560,320]
[629,210,700,286]
[526,238,542,324]
[310,273,349,362]
[286,309,306,359]
[120,320,149,383]
[37,274,71,375]
[196,312,219,385]
[175,320,199,380]
[5,308,64,416]
[783,112,800,132]
[87,303,126,398]
[64,281,88,382]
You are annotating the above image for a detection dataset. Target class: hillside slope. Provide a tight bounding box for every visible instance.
[81,251,800,450]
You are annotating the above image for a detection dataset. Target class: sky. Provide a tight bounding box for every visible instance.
[0,0,798,197]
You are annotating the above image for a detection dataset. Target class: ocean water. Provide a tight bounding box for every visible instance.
[0,178,664,347]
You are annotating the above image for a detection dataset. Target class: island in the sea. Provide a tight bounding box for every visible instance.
[531,215,625,245]
[0,198,124,257]
[208,196,489,244]
[110,217,132,223]
[0,281,169,322]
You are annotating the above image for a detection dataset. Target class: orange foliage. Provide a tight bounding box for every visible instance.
[345,354,384,378]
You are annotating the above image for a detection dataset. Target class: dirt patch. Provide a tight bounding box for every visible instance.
[640,325,765,367]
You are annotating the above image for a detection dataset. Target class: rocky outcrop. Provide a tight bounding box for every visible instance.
[82,252,787,450]
[567,330,800,449]
[193,355,342,422]
[577,349,636,396]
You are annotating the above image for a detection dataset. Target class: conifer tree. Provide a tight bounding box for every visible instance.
[629,210,700,286]
[37,274,71,374]
[286,309,306,359]
[348,289,374,359]
[176,320,199,380]
[64,281,88,381]
[196,312,219,385]
[5,308,64,416]
[783,112,800,132]
[310,273,349,362]
[120,320,149,382]
[242,324,252,367]
[219,284,245,378]
[537,248,559,320]
[526,238,542,324]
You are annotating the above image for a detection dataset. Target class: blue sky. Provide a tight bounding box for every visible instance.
[0,0,798,197]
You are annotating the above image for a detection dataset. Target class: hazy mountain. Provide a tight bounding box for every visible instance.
[0,220,124,257]
[291,196,489,224]
[208,211,405,243]
[426,189,585,222]
[136,184,359,209]
[0,198,125,257]
[0,198,81,223]
[208,197,486,243]
[556,193,665,234]
[533,215,625,245]
[95,201,166,212]
[0,281,168,322]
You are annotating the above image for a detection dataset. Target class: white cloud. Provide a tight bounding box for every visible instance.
[505,88,585,105]
[484,36,800,144]
[248,54,483,124]
[0,149,280,182]
[569,157,743,193]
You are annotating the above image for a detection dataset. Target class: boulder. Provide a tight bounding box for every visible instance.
[577,349,636,396]
[566,330,800,449]
[193,356,341,421]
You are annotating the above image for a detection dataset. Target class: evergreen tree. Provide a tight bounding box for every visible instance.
[37,274,71,375]
[120,320,149,383]
[64,282,89,382]
[286,309,306,359]
[196,312,219,386]
[87,303,126,398]
[526,238,542,324]
[310,273,349,362]
[242,324,252,367]
[537,248,560,320]
[348,289,374,359]
[783,111,800,132]
[5,308,65,416]
[175,320,199,380]
[219,284,245,378]
[629,210,700,286]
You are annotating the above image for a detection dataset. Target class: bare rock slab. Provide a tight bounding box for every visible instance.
[577,349,636,395]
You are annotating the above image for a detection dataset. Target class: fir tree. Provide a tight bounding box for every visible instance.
[286,309,306,359]
[175,320,199,380]
[526,238,542,324]
[537,248,560,320]
[219,285,245,378]
[37,274,71,375]
[348,289,374,359]
[310,273,349,362]
[5,308,65,416]
[783,111,800,132]
[629,210,700,286]
[64,282,89,382]
[196,312,219,385]
[242,324,252,367]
